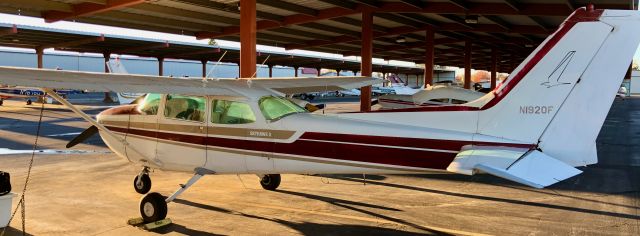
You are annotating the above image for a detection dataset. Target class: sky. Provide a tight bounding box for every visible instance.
[1,13,639,69]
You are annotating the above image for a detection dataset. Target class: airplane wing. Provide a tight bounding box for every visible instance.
[0,66,381,96]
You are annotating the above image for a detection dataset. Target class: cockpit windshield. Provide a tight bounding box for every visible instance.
[259,96,307,121]
[137,93,161,115]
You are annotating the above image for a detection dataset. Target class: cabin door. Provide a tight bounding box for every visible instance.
[156,95,207,171]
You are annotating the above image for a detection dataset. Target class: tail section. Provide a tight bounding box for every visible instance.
[106,59,146,104]
[476,8,640,166]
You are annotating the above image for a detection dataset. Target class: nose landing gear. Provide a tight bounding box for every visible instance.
[259,174,281,191]
[134,167,151,194]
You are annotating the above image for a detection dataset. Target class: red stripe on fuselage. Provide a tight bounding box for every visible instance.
[106,126,533,170]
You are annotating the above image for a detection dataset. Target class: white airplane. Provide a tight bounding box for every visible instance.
[0,7,637,226]
[377,84,485,109]
[0,86,81,105]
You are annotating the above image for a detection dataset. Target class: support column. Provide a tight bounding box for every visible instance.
[36,47,43,69]
[268,65,273,78]
[336,69,341,76]
[464,40,472,89]
[423,28,435,87]
[36,47,44,104]
[360,10,373,112]
[239,0,257,78]
[382,72,387,86]
[316,68,321,76]
[201,60,207,78]
[294,67,299,77]
[490,48,498,90]
[158,57,164,76]
[103,52,114,103]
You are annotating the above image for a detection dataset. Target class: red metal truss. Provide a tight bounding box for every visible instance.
[0,25,18,37]
[195,7,362,39]
[111,42,170,54]
[42,0,146,23]
[41,35,105,49]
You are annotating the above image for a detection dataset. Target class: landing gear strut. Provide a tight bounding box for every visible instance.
[259,174,281,191]
[139,168,214,223]
[134,167,151,194]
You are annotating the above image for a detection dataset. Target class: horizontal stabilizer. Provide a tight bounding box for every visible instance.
[476,150,582,188]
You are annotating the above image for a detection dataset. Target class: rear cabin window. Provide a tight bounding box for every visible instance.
[428,98,450,103]
[211,100,256,124]
[138,93,161,115]
[451,99,468,104]
[163,95,206,122]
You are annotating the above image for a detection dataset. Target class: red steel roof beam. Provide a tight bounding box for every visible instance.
[43,35,105,50]
[111,42,170,55]
[196,7,362,39]
[42,0,146,23]
[0,25,18,37]
[374,2,576,16]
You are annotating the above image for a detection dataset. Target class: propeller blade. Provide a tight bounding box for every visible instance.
[66,125,99,148]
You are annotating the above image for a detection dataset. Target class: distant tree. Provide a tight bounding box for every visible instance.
[633,59,639,70]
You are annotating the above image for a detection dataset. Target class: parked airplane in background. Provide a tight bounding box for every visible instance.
[0,86,81,106]
[0,7,636,228]
[377,85,485,109]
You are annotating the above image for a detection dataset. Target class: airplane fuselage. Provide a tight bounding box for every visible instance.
[96,93,533,175]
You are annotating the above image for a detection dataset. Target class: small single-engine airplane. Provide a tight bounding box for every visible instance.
[0,86,81,105]
[0,7,637,225]
[377,84,485,109]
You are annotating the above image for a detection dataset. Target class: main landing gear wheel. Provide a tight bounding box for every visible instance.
[26,99,32,105]
[260,174,281,191]
[134,174,152,194]
[140,192,167,223]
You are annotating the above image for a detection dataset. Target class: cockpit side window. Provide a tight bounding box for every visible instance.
[211,99,256,124]
[164,95,206,122]
[138,93,162,115]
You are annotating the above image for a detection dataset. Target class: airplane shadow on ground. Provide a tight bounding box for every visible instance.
[149,222,225,236]
[174,198,445,235]
[0,111,106,148]
[0,226,35,236]
[320,175,640,220]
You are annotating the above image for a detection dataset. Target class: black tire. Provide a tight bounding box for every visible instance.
[140,192,167,223]
[0,99,3,106]
[134,174,152,194]
[26,100,32,105]
[260,174,281,191]
[300,94,308,100]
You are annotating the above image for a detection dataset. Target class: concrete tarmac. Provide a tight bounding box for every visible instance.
[0,96,638,235]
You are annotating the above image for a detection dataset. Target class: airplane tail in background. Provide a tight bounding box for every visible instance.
[476,8,640,167]
[106,59,146,105]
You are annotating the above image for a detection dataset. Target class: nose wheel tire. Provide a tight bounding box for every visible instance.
[140,192,167,223]
[26,99,32,105]
[260,174,281,191]
[134,174,152,194]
